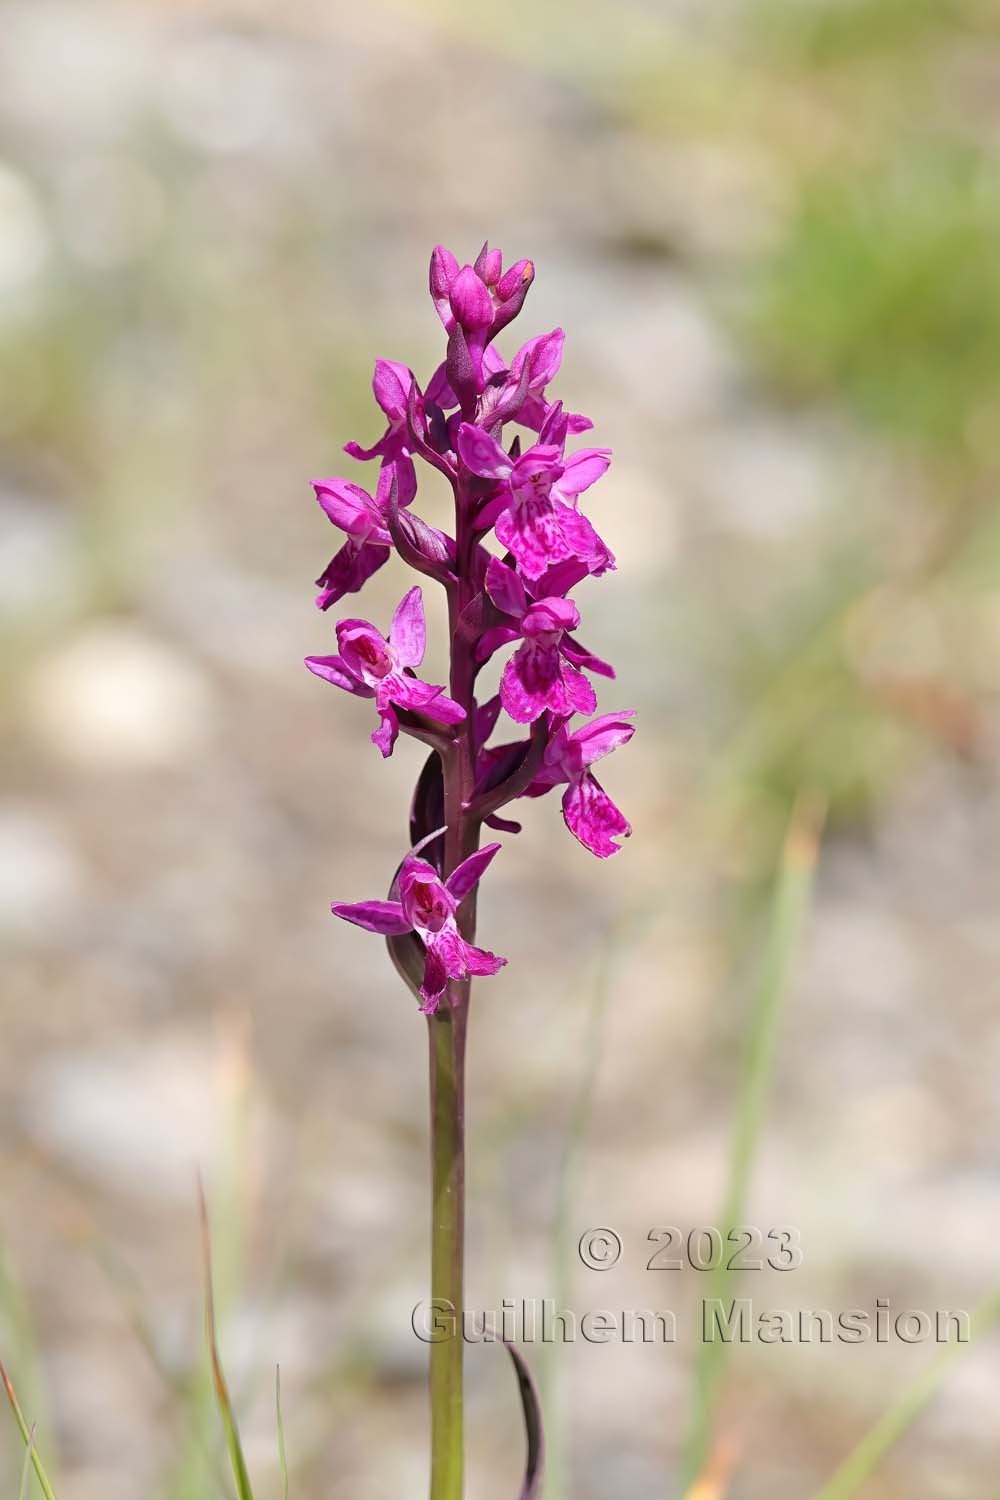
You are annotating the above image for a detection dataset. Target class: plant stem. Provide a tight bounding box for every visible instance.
[428,995,468,1500]
[426,471,480,1500]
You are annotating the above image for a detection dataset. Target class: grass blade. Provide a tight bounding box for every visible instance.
[18,1424,35,1500]
[812,1282,1000,1500]
[199,1183,256,1500]
[681,795,824,1489]
[172,1031,255,1500]
[0,1242,50,1475]
[0,1361,58,1500]
[275,1366,288,1500]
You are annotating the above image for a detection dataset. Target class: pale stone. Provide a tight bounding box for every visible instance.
[26,623,216,769]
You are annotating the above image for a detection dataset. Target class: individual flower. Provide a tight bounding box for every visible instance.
[524,712,636,857]
[485,332,593,437]
[457,423,613,581]
[305,585,465,756]
[483,557,611,723]
[344,359,419,505]
[332,844,507,1012]
[312,471,393,610]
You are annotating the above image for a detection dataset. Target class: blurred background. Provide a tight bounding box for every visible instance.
[2,0,1000,1496]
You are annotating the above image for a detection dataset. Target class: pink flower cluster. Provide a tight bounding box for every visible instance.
[307,244,635,1010]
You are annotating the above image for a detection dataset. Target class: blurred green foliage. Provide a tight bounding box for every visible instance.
[747,144,1000,450]
[756,0,976,64]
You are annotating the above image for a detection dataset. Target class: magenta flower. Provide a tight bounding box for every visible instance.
[332,844,506,1012]
[343,359,419,505]
[487,330,593,437]
[305,585,465,756]
[430,243,535,340]
[430,243,535,402]
[457,423,613,581]
[312,472,393,610]
[525,712,636,857]
[483,557,612,724]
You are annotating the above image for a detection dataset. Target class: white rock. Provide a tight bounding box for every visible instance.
[26,623,216,769]
[0,488,79,622]
[22,1033,263,1200]
[0,804,85,937]
[0,159,49,301]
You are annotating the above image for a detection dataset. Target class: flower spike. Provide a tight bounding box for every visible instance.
[307,242,635,1499]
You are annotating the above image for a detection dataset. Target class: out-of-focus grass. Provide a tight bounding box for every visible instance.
[544,919,630,1500]
[18,1427,35,1500]
[168,1037,256,1500]
[811,1279,1000,1500]
[747,144,1000,451]
[754,0,983,64]
[0,1245,54,1499]
[1,1360,58,1500]
[275,1368,289,1500]
[681,797,823,1492]
[199,1184,256,1500]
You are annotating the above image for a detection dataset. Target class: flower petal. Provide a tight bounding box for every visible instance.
[554,503,614,576]
[422,693,467,726]
[390,675,467,726]
[399,851,441,883]
[522,597,580,636]
[561,773,631,858]
[372,359,412,420]
[569,711,636,768]
[475,625,521,666]
[461,939,507,976]
[377,452,417,510]
[458,423,513,481]
[389,585,426,667]
[511,328,564,390]
[430,245,460,330]
[485,555,528,619]
[559,661,598,717]
[561,635,615,678]
[450,265,494,331]
[446,842,502,902]
[304,654,373,696]
[474,241,503,285]
[496,498,572,582]
[372,703,400,757]
[419,943,449,1012]
[331,899,410,934]
[501,646,561,723]
[314,478,377,536]
[314,539,390,611]
[556,448,612,499]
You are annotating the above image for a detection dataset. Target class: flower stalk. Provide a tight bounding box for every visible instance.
[306,242,636,1497]
[428,997,467,1500]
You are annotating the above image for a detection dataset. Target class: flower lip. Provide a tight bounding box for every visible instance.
[338,623,393,681]
[407,877,452,932]
[399,855,458,934]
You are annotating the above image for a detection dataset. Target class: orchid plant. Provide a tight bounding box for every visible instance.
[306,244,635,1499]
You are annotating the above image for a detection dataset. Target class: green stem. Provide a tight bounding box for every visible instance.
[428,994,468,1500]
[424,446,480,1500]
